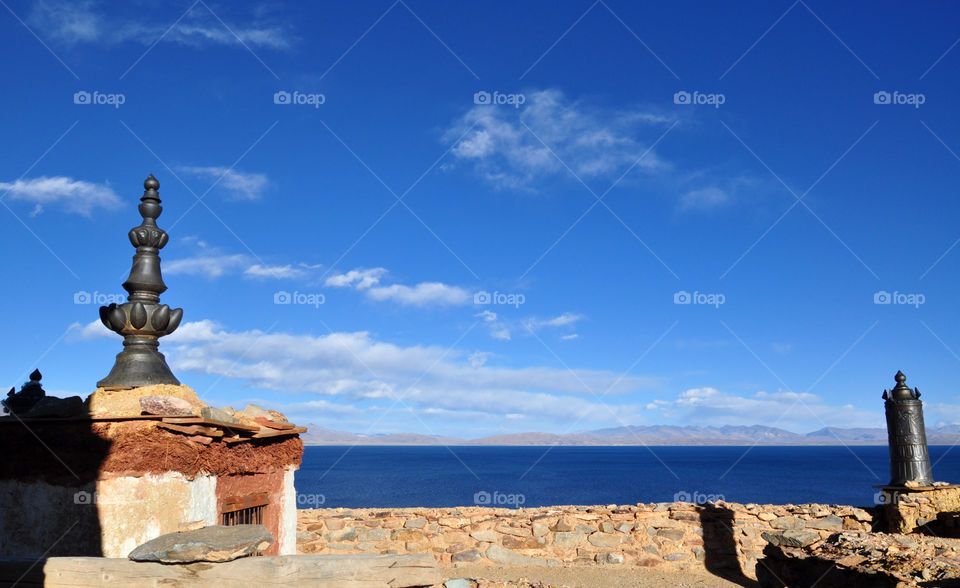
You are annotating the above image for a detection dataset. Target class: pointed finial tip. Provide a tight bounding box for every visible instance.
[144,175,159,190]
[29,369,41,382]
[895,370,906,383]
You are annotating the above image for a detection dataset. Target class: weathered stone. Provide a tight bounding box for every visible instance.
[805,515,843,531]
[485,545,558,566]
[200,406,238,424]
[451,549,482,563]
[574,524,597,534]
[552,532,585,548]
[404,517,427,529]
[664,552,690,561]
[469,529,498,543]
[358,528,389,542]
[324,519,346,531]
[757,512,776,521]
[532,522,549,537]
[761,529,819,548]
[597,551,624,564]
[616,522,634,533]
[405,541,429,552]
[656,528,685,542]
[502,535,543,550]
[238,403,272,420]
[587,532,621,548]
[128,525,273,563]
[391,530,424,542]
[445,579,472,588]
[669,511,699,521]
[550,519,574,532]
[599,521,615,533]
[139,395,195,416]
[770,516,805,530]
[325,528,358,542]
[496,525,532,538]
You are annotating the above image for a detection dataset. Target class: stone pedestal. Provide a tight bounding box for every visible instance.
[876,484,960,535]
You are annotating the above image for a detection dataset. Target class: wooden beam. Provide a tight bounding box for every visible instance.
[0,554,442,587]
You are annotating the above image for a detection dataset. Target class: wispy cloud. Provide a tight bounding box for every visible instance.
[325,268,471,307]
[152,320,656,425]
[179,167,270,201]
[646,387,881,430]
[165,243,314,280]
[0,176,121,216]
[30,1,292,49]
[445,89,674,190]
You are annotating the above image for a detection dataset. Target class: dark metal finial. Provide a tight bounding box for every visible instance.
[29,369,41,382]
[96,175,183,389]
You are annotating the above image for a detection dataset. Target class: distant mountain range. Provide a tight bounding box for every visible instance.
[300,424,960,446]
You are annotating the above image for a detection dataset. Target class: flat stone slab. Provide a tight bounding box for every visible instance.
[139,395,195,416]
[0,554,442,587]
[129,525,273,563]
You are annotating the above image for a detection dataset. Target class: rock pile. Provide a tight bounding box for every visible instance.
[758,529,960,587]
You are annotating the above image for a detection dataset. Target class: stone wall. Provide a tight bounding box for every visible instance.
[881,485,960,535]
[297,502,876,577]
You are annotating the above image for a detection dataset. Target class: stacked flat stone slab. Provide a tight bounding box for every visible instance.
[297,502,877,578]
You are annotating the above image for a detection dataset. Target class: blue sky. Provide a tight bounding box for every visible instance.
[2,0,960,438]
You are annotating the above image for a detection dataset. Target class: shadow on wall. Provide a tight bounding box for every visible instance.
[699,504,760,588]
[0,419,112,585]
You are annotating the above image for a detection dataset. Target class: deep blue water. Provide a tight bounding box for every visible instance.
[294,445,960,509]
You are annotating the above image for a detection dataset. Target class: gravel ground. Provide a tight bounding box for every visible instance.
[439,564,755,587]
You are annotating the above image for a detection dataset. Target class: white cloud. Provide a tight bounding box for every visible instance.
[244,264,306,280]
[560,334,580,341]
[67,319,115,341]
[445,89,673,190]
[679,187,729,211]
[655,386,881,430]
[475,310,497,322]
[537,313,583,328]
[165,253,252,278]
[491,328,511,341]
[325,268,471,307]
[30,1,291,49]
[180,167,270,201]
[0,177,121,216]
[153,320,657,425]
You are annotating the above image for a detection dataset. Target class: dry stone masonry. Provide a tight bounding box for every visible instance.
[297,501,877,578]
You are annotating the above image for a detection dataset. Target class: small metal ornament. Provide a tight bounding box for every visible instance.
[96,175,183,389]
[882,371,933,486]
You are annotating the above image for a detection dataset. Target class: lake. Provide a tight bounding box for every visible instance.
[294,445,960,508]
